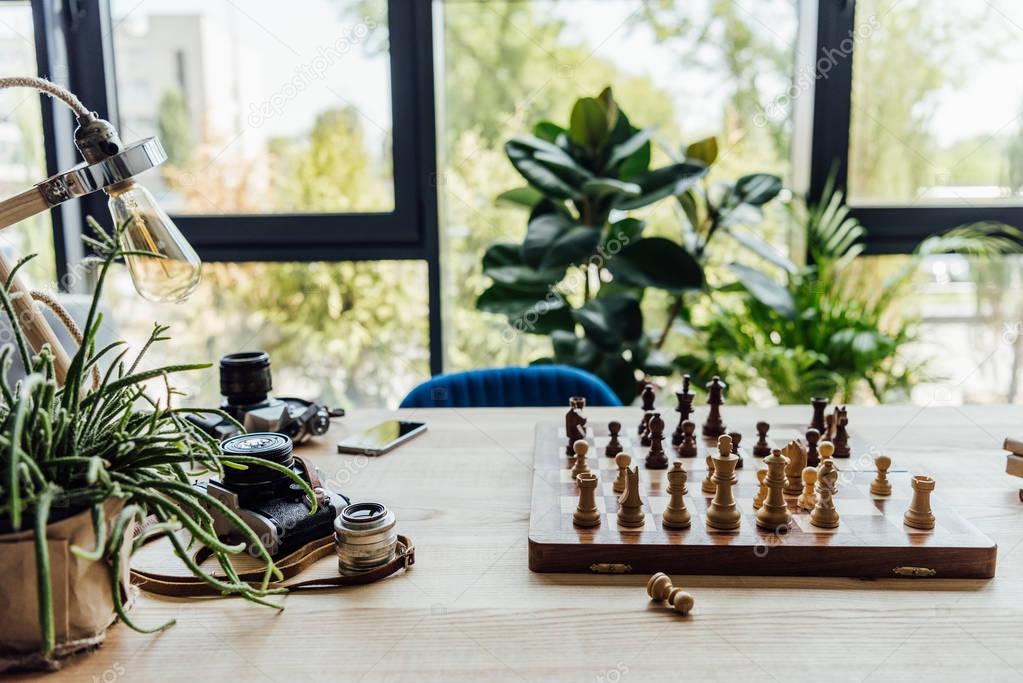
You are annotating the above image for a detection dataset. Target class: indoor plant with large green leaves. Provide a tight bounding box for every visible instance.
[477,87,787,402]
[695,184,1022,403]
[0,219,310,671]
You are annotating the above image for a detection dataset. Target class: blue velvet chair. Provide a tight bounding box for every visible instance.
[399,365,622,408]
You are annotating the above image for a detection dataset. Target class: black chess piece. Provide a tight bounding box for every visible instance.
[638,384,656,440]
[833,408,851,458]
[753,421,771,457]
[640,384,656,411]
[678,420,698,458]
[672,375,694,448]
[566,409,587,455]
[809,397,827,434]
[605,421,623,458]
[640,413,654,447]
[702,376,726,438]
[645,413,668,469]
[728,431,743,469]
[805,428,821,467]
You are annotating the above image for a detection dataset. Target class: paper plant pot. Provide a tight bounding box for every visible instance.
[0,500,134,673]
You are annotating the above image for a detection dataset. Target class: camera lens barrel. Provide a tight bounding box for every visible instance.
[220,351,273,405]
[334,502,397,575]
[220,432,295,487]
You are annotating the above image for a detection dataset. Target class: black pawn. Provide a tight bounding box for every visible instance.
[729,431,743,469]
[753,421,771,458]
[605,421,623,458]
[805,428,821,467]
[645,414,668,469]
[678,420,698,458]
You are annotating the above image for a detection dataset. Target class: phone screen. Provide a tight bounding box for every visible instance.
[337,420,426,454]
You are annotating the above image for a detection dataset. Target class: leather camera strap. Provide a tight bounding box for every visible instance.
[131,534,415,598]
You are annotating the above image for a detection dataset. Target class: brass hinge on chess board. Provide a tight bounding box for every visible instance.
[892,566,937,577]
[589,563,633,574]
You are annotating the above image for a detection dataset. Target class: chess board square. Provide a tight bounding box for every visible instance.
[605,512,655,530]
[560,496,607,514]
[830,499,883,516]
[559,468,601,483]
[591,436,637,453]
[891,516,937,535]
[646,496,668,514]
[791,513,851,534]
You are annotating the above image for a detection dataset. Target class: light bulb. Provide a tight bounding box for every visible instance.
[106,181,202,302]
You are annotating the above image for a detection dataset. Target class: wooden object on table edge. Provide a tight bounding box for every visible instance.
[0,243,71,383]
[529,421,997,579]
[1004,442,1023,501]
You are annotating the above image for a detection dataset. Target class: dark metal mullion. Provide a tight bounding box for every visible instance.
[408,0,443,377]
[807,0,856,207]
[31,0,83,288]
[60,0,117,247]
[70,0,445,376]
[195,242,430,263]
[811,0,1023,248]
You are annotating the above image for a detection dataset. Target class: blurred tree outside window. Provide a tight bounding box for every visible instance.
[70,0,1023,407]
[0,2,56,287]
[104,0,426,408]
[425,0,801,376]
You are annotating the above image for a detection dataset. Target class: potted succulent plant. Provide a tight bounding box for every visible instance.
[0,219,309,672]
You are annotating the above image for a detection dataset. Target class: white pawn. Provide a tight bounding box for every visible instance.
[571,440,590,478]
[613,453,631,494]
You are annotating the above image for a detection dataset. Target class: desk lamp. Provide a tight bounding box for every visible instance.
[0,76,201,383]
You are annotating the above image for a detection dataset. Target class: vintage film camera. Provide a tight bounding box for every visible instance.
[187,351,344,443]
[197,433,348,557]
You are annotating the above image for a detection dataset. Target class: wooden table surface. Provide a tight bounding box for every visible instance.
[20,406,1023,683]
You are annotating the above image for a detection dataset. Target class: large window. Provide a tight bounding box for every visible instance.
[0,1,54,286]
[811,0,1023,249]
[105,260,430,408]
[110,0,395,215]
[849,1,1023,205]
[6,0,1023,407]
[435,0,801,371]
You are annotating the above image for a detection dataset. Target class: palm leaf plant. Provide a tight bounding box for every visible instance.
[0,218,310,659]
[697,181,1022,403]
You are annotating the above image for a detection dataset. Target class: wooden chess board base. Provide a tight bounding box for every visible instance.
[529,422,997,579]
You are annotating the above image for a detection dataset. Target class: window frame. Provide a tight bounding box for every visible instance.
[26,0,1023,380]
[34,0,444,374]
[809,0,1023,254]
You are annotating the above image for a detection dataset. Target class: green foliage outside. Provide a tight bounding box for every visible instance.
[138,98,425,408]
[155,89,193,168]
[120,0,1023,407]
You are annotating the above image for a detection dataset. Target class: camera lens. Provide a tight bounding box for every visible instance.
[334,502,397,575]
[220,432,295,489]
[220,351,273,406]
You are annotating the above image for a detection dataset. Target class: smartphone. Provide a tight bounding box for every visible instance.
[336,420,427,456]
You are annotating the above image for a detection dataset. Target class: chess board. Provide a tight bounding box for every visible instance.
[528,420,997,579]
